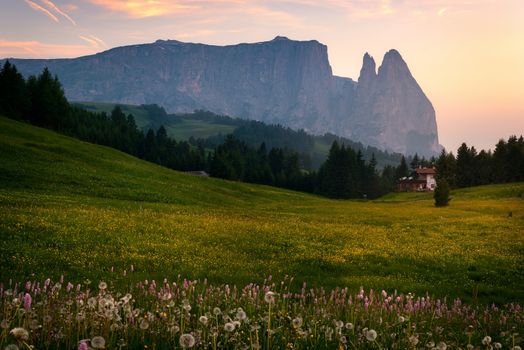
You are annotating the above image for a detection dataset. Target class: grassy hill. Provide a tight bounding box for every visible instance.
[74,101,237,140]
[73,101,403,169]
[0,116,523,303]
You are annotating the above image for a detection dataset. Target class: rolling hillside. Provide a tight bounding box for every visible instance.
[0,116,523,303]
[73,101,403,169]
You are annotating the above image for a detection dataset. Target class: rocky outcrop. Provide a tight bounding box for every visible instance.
[5,37,440,156]
[344,50,439,155]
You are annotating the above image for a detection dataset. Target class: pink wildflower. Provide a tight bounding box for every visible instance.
[23,293,32,311]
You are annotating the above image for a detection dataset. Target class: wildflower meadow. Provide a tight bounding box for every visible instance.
[1,117,523,348]
[1,275,523,349]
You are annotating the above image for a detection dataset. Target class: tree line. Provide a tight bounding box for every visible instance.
[0,61,399,198]
[191,112,403,170]
[435,139,524,188]
[0,61,207,170]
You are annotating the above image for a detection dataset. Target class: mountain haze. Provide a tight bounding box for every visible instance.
[4,37,440,156]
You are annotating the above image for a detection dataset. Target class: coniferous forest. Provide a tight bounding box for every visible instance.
[1,61,522,199]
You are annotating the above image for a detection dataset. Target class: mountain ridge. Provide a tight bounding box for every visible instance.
[3,37,440,156]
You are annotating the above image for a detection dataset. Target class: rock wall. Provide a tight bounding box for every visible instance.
[6,37,440,156]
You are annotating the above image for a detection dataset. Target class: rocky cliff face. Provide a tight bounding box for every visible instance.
[344,50,439,155]
[6,37,439,156]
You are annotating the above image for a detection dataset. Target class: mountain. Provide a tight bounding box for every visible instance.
[3,37,440,156]
[347,50,439,156]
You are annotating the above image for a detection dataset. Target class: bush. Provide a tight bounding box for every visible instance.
[434,179,451,207]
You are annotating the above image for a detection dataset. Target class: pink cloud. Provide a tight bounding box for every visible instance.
[85,0,298,24]
[0,39,100,58]
[86,0,198,18]
[40,0,77,25]
[79,34,108,49]
[24,0,60,22]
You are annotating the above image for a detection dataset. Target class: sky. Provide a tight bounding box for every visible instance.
[1,0,522,153]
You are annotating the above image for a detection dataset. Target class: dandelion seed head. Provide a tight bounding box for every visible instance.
[9,328,29,341]
[98,282,107,290]
[264,291,275,304]
[179,333,196,348]
[28,319,39,331]
[139,319,149,330]
[224,322,236,332]
[494,343,502,349]
[345,322,354,330]
[1,319,10,329]
[236,309,247,321]
[437,341,447,350]
[213,307,222,316]
[398,316,405,323]
[409,335,419,345]
[87,297,97,308]
[90,336,105,349]
[292,317,303,329]
[366,329,377,341]
[199,315,208,325]
[483,336,492,345]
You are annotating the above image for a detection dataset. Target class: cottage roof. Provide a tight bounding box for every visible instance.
[415,167,436,175]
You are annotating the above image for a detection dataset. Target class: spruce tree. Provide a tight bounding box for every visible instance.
[396,156,409,179]
[0,60,28,118]
[434,179,451,207]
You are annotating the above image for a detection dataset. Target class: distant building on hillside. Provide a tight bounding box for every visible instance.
[185,170,210,177]
[398,167,436,192]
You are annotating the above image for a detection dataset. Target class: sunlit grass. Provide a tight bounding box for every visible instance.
[0,116,523,305]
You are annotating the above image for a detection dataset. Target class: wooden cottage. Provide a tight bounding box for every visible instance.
[398,167,436,192]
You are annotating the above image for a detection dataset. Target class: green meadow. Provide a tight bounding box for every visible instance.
[73,101,237,140]
[0,116,523,304]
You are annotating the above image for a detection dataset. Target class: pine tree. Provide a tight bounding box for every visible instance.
[410,153,420,173]
[0,60,28,118]
[435,150,457,188]
[434,179,451,207]
[396,156,409,179]
[456,143,478,187]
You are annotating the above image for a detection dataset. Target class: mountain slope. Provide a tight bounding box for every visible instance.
[73,101,404,169]
[1,116,522,303]
[4,37,439,156]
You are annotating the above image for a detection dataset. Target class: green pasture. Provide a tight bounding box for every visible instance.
[0,116,522,304]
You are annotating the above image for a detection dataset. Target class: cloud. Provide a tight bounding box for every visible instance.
[24,0,77,25]
[89,35,108,48]
[78,35,98,46]
[40,0,77,25]
[86,0,299,24]
[0,39,99,58]
[79,34,108,49]
[270,0,478,20]
[24,0,60,22]
[86,0,198,18]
